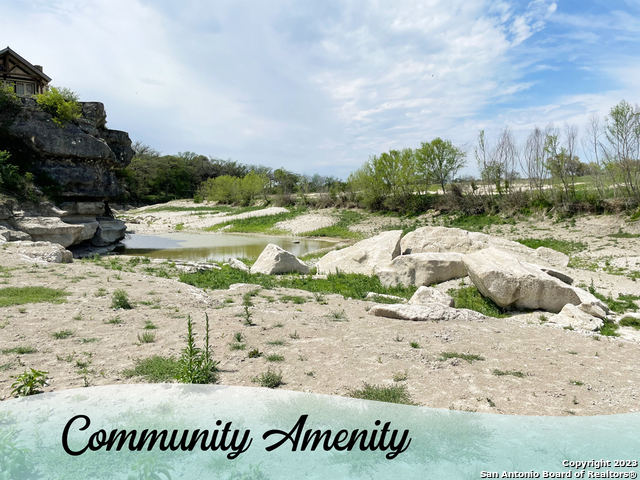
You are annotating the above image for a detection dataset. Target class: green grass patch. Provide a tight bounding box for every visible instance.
[515,238,587,255]
[2,346,37,355]
[439,352,485,364]
[202,209,304,234]
[348,383,417,405]
[447,286,508,318]
[122,355,180,382]
[51,330,74,339]
[266,354,284,362]
[608,232,640,238]
[180,266,417,301]
[620,316,640,329]
[143,205,235,214]
[111,289,133,310]
[588,286,639,314]
[0,286,68,307]
[599,319,620,337]
[279,295,307,304]
[305,210,365,239]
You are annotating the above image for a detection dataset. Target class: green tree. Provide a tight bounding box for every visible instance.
[416,138,466,194]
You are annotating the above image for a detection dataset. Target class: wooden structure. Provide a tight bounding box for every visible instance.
[0,46,51,96]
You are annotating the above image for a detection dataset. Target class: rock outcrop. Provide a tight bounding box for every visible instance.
[375,252,466,288]
[368,303,486,322]
[250,244,309,275]
[316,230,402,275]
[401,226,569,267]
[462,247,605,313]
[0,99,133,198]
[0,99,133,255]
[548,304,604,331]
[408,286,455,307]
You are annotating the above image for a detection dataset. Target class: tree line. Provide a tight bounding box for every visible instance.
[119,99,640,214]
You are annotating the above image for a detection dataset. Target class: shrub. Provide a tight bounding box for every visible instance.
[253,368,283,388]
[34,86,82,126]
[0,82,20,111]
[111,289,133,309]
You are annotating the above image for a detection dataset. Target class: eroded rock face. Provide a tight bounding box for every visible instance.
[401,226,569,267]
[250,244,309,275]
[375,252,466,288]
[368,304,486,322]
[10,217,85,247]
[0,98,133,199]
[90,218,126,247]
[316,230,402,275]
[462,247,583,313]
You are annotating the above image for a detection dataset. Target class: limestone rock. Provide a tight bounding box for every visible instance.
[316,230,402,276]
[250,244,309,275]
[61,217,100,242]
[548,304,604,331]
[462,247,584,313]
[90,218,126,246]
[11,217,85,247]
[401,226,568,266]
[409,286,455,307]
[16,240,73,263]
[0,98,133,199]
[368,304,485,322]
[228,257,250,272]
[375,252,466,288]
[0,222,31,242]
[365,292,407,303]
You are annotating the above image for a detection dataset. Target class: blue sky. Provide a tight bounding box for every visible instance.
[3,0,640,178]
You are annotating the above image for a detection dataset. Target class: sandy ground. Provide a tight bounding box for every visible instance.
[1,203,640,416]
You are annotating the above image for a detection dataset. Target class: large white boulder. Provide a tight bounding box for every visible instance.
[462,247,602,313]
[368,304,485,322]
[250,244,309,275]
[401,226,569,267]
[375,252,466,288]
[16,241,73,263]
[408,286,455,307]
[228,257,250,272]
[11,217,85,247]
[316,230,402,276]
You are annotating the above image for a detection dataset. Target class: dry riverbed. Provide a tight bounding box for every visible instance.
[1,202,639,416]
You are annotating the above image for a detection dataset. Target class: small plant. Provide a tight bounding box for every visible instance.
[272,322,284,328]
[230,342,246,351]
[111,289,133,309]
[11,368,48,396]
[175,223,184,231]
[177,314,219,384]
[348,383,417,405]
[52,330,74,339]
[2,346,37,355]
[410,341,420,349]
[306,371,315,377]
[72,313,82,321]
[280,295,306,304]
[539,314,548,324]
[393,371,408,382]
[267,340,286,346]
[394,334,404,342]
[95,288,108,297]
[233,332,244,343]
[253,368,283,388]
[266,354,284,362]
[242,305,253,326]
[105,316,123,325]
[486,398,496,408]
[289,330,300,339]
[329,309,347,321]
[248,349,262,358]
[569,379,584,386]
[138,332,156,343]
[18,308,26,314]
[567,351,578,355]
[143,321,158,330]
[439,352,485,364]
[493,369,525,378]
[314,292,327,304]
[79,338,99,344]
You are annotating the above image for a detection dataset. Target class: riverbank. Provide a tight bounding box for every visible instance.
[1,201,639,415]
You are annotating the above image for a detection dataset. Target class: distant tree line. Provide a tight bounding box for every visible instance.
[119,99,640,216]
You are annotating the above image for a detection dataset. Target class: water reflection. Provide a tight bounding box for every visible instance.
[118,233,335,262]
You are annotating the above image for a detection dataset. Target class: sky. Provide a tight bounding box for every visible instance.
[3,0,640,178]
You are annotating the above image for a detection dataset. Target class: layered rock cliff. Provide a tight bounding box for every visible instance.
[0,98,134,256]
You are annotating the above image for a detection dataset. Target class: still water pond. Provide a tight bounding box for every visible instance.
[118,233,336,262]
